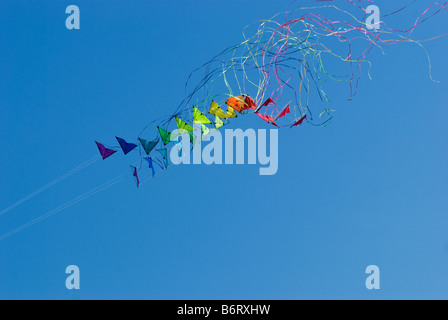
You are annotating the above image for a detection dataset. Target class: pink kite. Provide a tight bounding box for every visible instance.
[291,115,307,127]
[276,105,291,120]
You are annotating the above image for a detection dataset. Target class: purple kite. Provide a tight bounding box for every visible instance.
[131,166,140,188]
[95,141,117,160]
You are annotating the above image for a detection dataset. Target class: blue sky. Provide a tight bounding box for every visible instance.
[0,0,447,299]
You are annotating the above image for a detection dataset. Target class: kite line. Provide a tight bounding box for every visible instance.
[0,174,126,241]
[0,155,101,217]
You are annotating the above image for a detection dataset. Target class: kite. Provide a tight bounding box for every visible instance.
[254,112,279,127]
[244,96,257,110]
[139,138,159,155]
[226,95,247,113]
[214,116,224,130]
[3,0,448,241]
[131,166,140,188]
[176,117,194,134]
[92,0,448,188]
[291,115,307,127]
[260,98,275,109]
[209,100,238,119]
[144,157,156,178]
[193,107,212,124]
[156,148,169,168]
[208,100,224,118]
[95,142,117,160]
[158,126,174,145]
[276,106,290,120]
[116,137,138,155]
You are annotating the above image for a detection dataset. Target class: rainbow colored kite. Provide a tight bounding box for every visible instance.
[94,0,448,187]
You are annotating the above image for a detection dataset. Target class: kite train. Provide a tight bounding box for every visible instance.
[1,0,447,241]
[95,0,448,187]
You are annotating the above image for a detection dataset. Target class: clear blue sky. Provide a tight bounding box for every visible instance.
[0,0,447,299]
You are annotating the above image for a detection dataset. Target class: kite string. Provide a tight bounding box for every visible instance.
[0,173,126,242]
[0,155,101,217]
